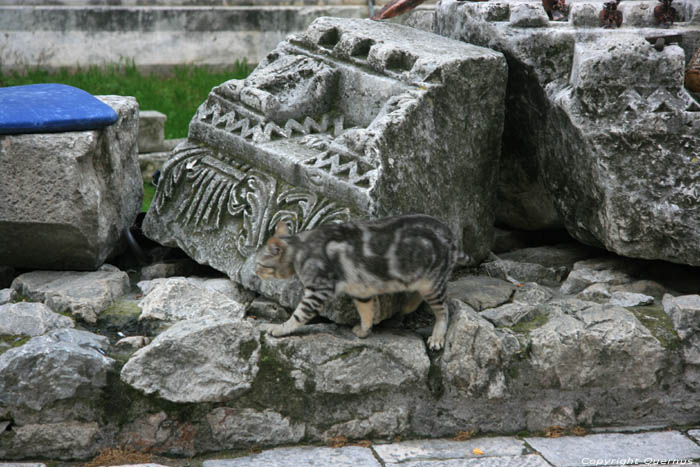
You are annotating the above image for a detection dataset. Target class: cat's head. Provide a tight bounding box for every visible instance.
[255,221,295,280]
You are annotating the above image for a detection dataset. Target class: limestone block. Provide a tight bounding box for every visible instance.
[138,110,167,153]
[143,17,507,287]
[120,316,260,403]
[0,96,142,270]
[0,329,115,425]
[436,1,700,266]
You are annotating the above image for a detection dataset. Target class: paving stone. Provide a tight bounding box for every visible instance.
[202,446,380,467]
[386,455,550,467]
[525,431,700,467]
[373,437,526,464]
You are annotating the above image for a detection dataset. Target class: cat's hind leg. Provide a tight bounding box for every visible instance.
[264,288,330,337]
[352,296,377,338]
[423,285,449,350]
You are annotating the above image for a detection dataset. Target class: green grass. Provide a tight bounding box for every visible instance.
[0,60,253,139]
[142,183,157,212]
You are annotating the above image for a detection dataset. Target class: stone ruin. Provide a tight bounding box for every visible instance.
[1,8,700,463]
[143,17,507,281]
[435,0,700,265]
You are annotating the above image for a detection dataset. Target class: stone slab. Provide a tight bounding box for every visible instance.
[0,84,118,134]
[202,446,380,467]
[386,455,550,467]
[138,110,166,153]
[525,431,700,467]
[373,437,526,463]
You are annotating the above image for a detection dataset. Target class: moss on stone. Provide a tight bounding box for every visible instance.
[509,313,549,334]
[0,334,30,355]
[630,305,681,351]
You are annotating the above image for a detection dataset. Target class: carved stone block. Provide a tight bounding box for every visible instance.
[143,17,507,283]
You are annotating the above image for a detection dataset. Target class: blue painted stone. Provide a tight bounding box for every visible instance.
[0,83,119,134]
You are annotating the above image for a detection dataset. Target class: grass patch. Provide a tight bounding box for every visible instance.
[0,60,253,139]
[509,312,549,334]
[142,183,156,212]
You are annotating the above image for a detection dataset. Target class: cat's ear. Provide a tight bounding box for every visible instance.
[274,221,290,237]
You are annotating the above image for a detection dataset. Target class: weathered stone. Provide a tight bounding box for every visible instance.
[264,324,430,394]
[206,407,304,448]
[143,17,507,287]
[609,291,654,307]
[0,96,142,270]
[610,280,667,300]
[373,437,527,464]
[0,289,12,306]
[448,276,516,311]
[116,411,196,458]
[0,302,74,337]
[512,282,554,305]
[136,277,245,324]
[139,150,170,184]
[115,335,151,350]
[0,421,104,461]
[509,3,550,28]
[138,110,166,153]
[577,283,612,302]
[525,431,700,467]
[0,329,114,425]
[480,302,540,328]
[321,407,408,441]
[498,243,600,272]
[560,267,634,295]
[528,302,665,389]
[436,1,700,266]
[120,316,260,403]
[11,266,130,324]
[440,301,515,399]
[203,446,380,467]
[663,293,700,365]
[139,259,210,281]
[480,259,566,287]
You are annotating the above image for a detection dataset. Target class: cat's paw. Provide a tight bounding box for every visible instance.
[427,335,445,351]
[352,325,371,339]
[261,323,289,337]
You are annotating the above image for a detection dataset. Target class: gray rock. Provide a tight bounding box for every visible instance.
[480,259,566,287]
[373,437,526,464]
[560,268,634,295]
[512,282,554,305]
[115,335,151,350]
[662,294,700,365]
[322,407,408,441]
[115,411,197,458]
[436,1,700,267]
[525,431,700,467]
[509,3,550,28]
[528,302,665,389]
[499,244,599,272]
[610,280,667,300]
[246,299,290,321]
[609,291,654,307]
[11,266,130,323]
[139,150,170,184]
[0,421,103,461]
[264,324,429,395]
[448,276,516,311]
[138,110,167,153]
[120,316,260,403]
[203,446,380,467]
[577,283,612,302]
[0,95,142,270]
[0,302,74,337]
[440,301,513,399]
[144,17,507,286]
[480,302,540,328]
[206,407,304,448]
[137,277,245,324]
[0,289,12,306]
[0,329,114,424]
[139,259,208,281]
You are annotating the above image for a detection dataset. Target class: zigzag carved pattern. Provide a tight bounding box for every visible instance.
[302,151,375,188]
[199,102,344,143]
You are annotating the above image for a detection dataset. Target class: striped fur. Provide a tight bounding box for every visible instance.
[255,214,460,350]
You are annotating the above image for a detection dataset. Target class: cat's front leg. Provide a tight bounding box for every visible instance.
[263,288,331,337]
[352,296,377,339]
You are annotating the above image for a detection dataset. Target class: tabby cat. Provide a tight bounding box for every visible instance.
[255,214,463,350]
